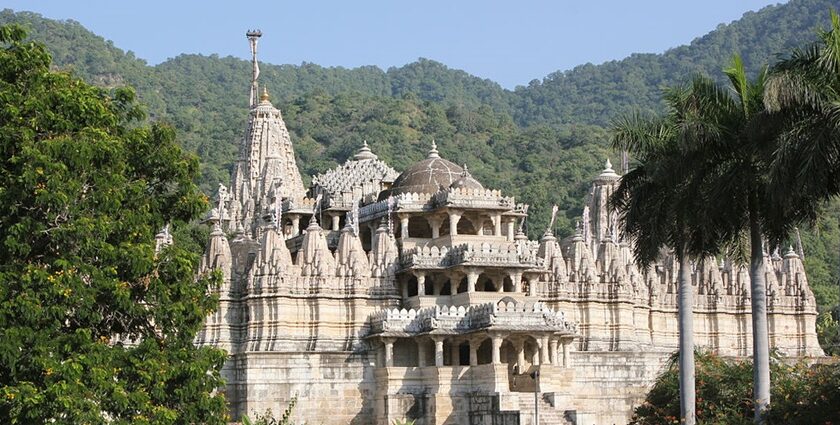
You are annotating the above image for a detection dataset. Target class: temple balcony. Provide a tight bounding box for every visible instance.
[399,242,544,271]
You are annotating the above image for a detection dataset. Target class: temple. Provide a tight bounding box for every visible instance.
[195,33,823,425]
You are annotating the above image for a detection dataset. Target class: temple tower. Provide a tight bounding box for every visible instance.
[229,31,307,234]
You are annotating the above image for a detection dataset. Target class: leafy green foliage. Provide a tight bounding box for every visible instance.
[631,352,840,425]
[0,25,226,424]
[241,397,297,425]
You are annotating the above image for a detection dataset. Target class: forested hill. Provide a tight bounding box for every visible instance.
[2,0,836,128]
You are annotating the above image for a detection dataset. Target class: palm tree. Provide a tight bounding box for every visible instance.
[764,11,840,248]
[678,55,831,424]
[611,84,728,425]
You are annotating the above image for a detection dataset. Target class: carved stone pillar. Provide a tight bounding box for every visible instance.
[549,338,559,365]
[491,334,502,365]
[511,272,523,293]
[428,216,442,239]
[527,275,538,296]
[540,335,551,365]
[401,278,408,299]
[290,214,301,237]
[562,338,572,368]
[416,272,426,296]
[469,337,481,366]
[432,336,445,367]
[494,276,504,293]
[449,211,461,236]
[330,213,340,231]
[399,214,410,239]
[516,340,526,373]
[506,219,515,242]
[466,269,479,293]
[383,337,395,367]
[493,213,502,237]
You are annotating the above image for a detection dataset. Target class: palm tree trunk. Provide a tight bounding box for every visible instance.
[749,196,770,424]
[677,249,696,425]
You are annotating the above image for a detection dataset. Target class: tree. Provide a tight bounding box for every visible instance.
[611,83,729,425]
[670,54,831,423]
[0,25,227,424]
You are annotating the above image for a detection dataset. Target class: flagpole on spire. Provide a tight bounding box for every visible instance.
[246,29,262,109]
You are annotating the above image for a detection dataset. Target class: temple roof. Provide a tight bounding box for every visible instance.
[312,142,399,197]
[381,141,467,198]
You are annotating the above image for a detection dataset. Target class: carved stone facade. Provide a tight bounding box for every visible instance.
[195,35,824,425]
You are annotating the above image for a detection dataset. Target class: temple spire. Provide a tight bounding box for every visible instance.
[247,29,263,109]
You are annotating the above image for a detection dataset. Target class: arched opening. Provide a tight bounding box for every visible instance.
[457,276,468,294]
[439,280,452,295]
[477,338,492,365]
[393,338,419,367]
[424,276,435,296]
[458,341,470,366]
[408,216,432,238]
[360,224,372,251]
[476,274,498,292]
[406,276,418,297]
[457,216,478,235]
[440,217,451,237]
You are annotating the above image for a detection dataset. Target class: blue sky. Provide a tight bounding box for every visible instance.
[7,1,782,88]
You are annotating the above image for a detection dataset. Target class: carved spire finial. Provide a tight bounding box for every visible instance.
[545,204,559,236]
[260,86,270,103]
[246,30,263,109]
[427,140,440,159]
[354,140,378,160]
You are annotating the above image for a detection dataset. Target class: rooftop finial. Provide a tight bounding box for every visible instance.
[260,86,270,103]
[247,29,263,109]
[598,157,620,180]
[354,140,378,160]
[427,140,440,159]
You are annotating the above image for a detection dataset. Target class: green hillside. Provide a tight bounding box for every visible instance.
[1,1,838,319]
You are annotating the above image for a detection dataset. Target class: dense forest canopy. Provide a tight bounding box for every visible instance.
[1,0,838,324]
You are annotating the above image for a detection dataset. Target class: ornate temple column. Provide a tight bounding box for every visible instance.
[428,216,442,239]
[330,213,340,231]
[562,337,572,367]
[466,268,479,293]
[549,338,559,365]
[290,214,301,237]
[516,339,526,373]
[469,336,482,366]
[540,335,551,365]
[491,334,502,365]
[383,337,395,367]
[399,213,410,239]
[492,213,502,237]
[448,210,462,236]
[494,276,504,293]
[506,219,515,242]
[527,275,538,296]
[510,271,523,293]
[432,336,445,367]
[415,271,426,296]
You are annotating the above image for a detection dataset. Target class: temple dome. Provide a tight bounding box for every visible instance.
[381,141,465,198]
